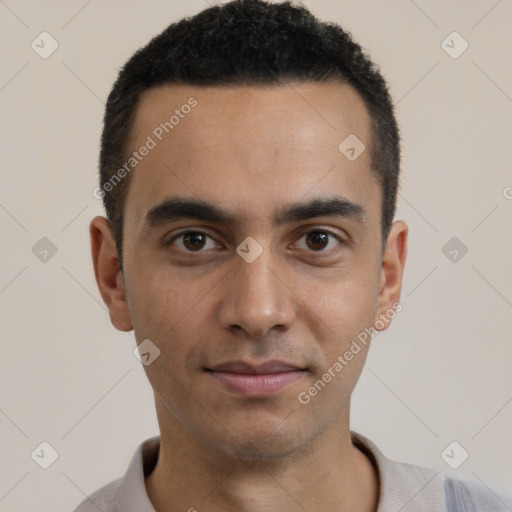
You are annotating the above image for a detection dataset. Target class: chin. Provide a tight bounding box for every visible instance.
[196,417,317,462]
[213,435,303,462]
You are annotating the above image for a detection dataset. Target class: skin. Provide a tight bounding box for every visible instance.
[91,81,408,512]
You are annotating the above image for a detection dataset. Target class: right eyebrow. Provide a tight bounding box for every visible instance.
[145,198,237,228]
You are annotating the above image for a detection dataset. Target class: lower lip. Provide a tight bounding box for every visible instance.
[207,370,306,397]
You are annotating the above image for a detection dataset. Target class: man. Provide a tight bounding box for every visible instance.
[76,1,511,510]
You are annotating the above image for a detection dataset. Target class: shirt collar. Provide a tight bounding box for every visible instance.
[117,436,159,512]
[351,431,446,512]
[117,432,446,512]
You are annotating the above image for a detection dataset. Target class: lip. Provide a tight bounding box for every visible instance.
[208,360,304,374]
[205,360,307,397]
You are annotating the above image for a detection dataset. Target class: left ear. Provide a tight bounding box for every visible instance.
[374,220,408,331]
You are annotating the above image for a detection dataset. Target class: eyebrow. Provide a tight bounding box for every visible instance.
[144,195,366,229]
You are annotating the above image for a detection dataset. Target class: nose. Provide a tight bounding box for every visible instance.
[217,247,296,339]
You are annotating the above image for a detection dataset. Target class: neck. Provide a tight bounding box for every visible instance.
[145,401,379,512]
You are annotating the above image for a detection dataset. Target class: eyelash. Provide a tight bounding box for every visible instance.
[165,227,345,254]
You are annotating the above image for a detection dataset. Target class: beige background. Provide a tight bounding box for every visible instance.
[1,1,511,511]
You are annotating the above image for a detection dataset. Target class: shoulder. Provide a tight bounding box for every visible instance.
[444,476,512,511]
[71,478,121,512]
[351,432,512,512]
[70,436,160,512]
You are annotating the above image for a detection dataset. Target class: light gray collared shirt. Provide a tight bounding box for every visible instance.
[72,432,511,511]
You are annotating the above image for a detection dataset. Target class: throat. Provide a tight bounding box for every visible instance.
[144,440,379,512]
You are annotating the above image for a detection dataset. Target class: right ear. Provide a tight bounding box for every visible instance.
[90,216,133,331]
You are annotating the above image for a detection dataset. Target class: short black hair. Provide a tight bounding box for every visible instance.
[99,0,400,267]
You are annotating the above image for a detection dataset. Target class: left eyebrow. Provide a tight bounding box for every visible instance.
[275,197,366,226]
[144,195,366,230]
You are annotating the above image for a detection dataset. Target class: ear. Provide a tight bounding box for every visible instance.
[374,220,408,332]
[90,216,133,331]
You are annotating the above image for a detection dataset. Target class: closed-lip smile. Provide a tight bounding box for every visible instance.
[205,360,307,396]
[207,360,305,374]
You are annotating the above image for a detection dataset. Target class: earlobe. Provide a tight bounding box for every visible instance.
[90,216,133,332]
[375,220,408,331]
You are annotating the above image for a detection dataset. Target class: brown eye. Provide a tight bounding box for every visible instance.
[183,232,207,251]
[293,229,343,253]
[305,231,330,251]
[168,230,218,252]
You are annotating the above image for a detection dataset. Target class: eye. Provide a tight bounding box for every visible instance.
[293,229,343,252]
[166,229,220,252]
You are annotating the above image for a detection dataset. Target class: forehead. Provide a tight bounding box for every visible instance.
[132,81,370,150]
[123,81,379,231]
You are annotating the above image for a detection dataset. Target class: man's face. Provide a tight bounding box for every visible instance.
[104,82,403,459]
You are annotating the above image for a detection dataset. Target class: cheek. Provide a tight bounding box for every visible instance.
[295,279,377,411]
[127,270,213,367]
[129,290,207,405]
[296,264,380,338]
[127,267,205,335]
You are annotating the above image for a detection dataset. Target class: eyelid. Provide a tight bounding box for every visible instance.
[295,222,346,237]
[164,227,220,248]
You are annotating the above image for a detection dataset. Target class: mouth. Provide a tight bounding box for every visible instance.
[204,360,308,397]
